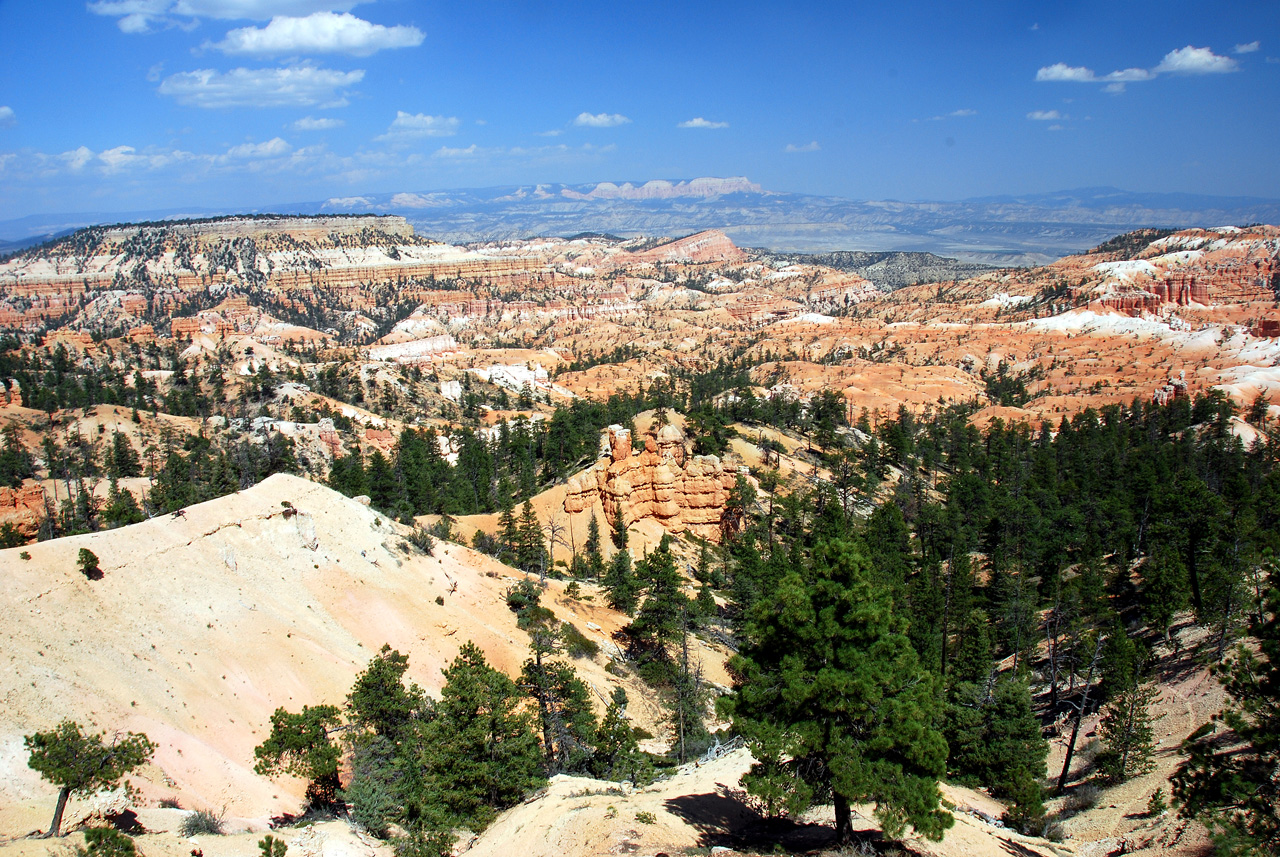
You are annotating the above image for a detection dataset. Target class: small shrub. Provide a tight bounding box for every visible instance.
[635,811,657,825]
[259,835,287,857]
[407,527,434,556]
[505,579,542,613]
[435,595,444,606]
[77,828,136,857]
[158,796,182,809]
[564,581,582,600]
[427,517,455,542]
[1060,783,1101,816]
[561,622,600,659]
[179,808,224,836]
[77,548,103,580]
[19,550,31,560]
[1146,787,1167,816]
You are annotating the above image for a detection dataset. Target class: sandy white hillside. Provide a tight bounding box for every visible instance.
[0,474,663,827]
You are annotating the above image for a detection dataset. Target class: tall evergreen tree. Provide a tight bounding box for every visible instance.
[415,642,545,829]
[720,538,953,843]
[1097,681,1161,783]
[604,549,638,615]
[1174,587,1280,854]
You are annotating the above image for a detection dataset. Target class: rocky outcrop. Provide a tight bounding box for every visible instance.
[0,484,47,540]
[563,423,735,541]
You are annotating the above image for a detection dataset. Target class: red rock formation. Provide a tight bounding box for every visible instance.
[563,423,735,541]
[0,484,47,540]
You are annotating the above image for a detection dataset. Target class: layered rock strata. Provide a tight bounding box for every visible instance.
[563,423,735,541]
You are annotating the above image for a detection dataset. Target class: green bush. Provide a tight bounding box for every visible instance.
[560,622,599,659]
[178,809,224,836]
[77,828,136,857]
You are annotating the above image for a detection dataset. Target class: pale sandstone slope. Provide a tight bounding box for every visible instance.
[0,474,652,824]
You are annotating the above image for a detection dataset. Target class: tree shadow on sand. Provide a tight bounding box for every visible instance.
[663,783,848,852]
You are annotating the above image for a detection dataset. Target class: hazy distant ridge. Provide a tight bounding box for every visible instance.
[3,180,1277,265]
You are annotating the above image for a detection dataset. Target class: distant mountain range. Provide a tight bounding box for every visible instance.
[4,179,1278,265]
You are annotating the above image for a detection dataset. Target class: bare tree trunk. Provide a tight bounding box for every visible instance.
[834,793,854,843]
[1057,634,1105,793]
[45,785,71,837]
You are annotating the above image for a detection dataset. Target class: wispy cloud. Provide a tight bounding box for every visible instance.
[375,111,460,142]
[433,144,483,159]
[224,137,291,158]
[1155,45,1239,74]
[1027,109,1062,120]
[677,117,728,129]
[292,115,343,130]
[1035,62,1154,83]
[0,106,14,128]
[210,12,423,57]
[536,129,563,137]
[1233,41,1260,55]
[88,0,363,32]
[158,65,364,108]
[574,112,630,128]
[785,141,819,153]
[928,108,977,120]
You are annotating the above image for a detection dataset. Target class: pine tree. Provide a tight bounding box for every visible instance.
[347,644,425,742]
[516,501,545,575]
[720,538,953,843]
[254,705,344,808]
[609,503,628,550]
[945,678,1048,830]
[25,721,155,837]
[415,642,545,828]
[1097,681,1160,782]
[584,513,605,579]
[497,499,518,565]
[604,549,638,615]
[1173,587,1280,853]
[591,688,648,784]
[628,536,688,656]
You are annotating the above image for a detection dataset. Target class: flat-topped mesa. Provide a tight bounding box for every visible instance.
[96,214,415,244]
[563,422,735,541]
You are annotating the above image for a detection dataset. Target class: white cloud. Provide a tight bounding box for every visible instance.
[1155,45,1239,74]
[1035,62,1153,85]
[172,0,360,20]
[536,129,563,137]
[292,115,343,130]
[87,0,171,32]
[927,108,977,120]
[49,144,199,174]
[0,106,14,127]
[158,65,364,108]
[211,12,423,56]
[1027,109,1062,120]
[1036,62,1096,82]
[785,141,820,153]
[89,0,365,32]
[225,137,291,158]
[61,146,96,171]
[433,144,482,158]
[1234,41,1260,54]
[1102,67,1155,82]
[678,117,728,129]
[1103,82,1126,94]
[1047,124,1064,131]
[376,111,460,141]
[574,112,630,128]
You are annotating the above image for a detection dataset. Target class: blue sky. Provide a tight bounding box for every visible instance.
[0,0,1277,217]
